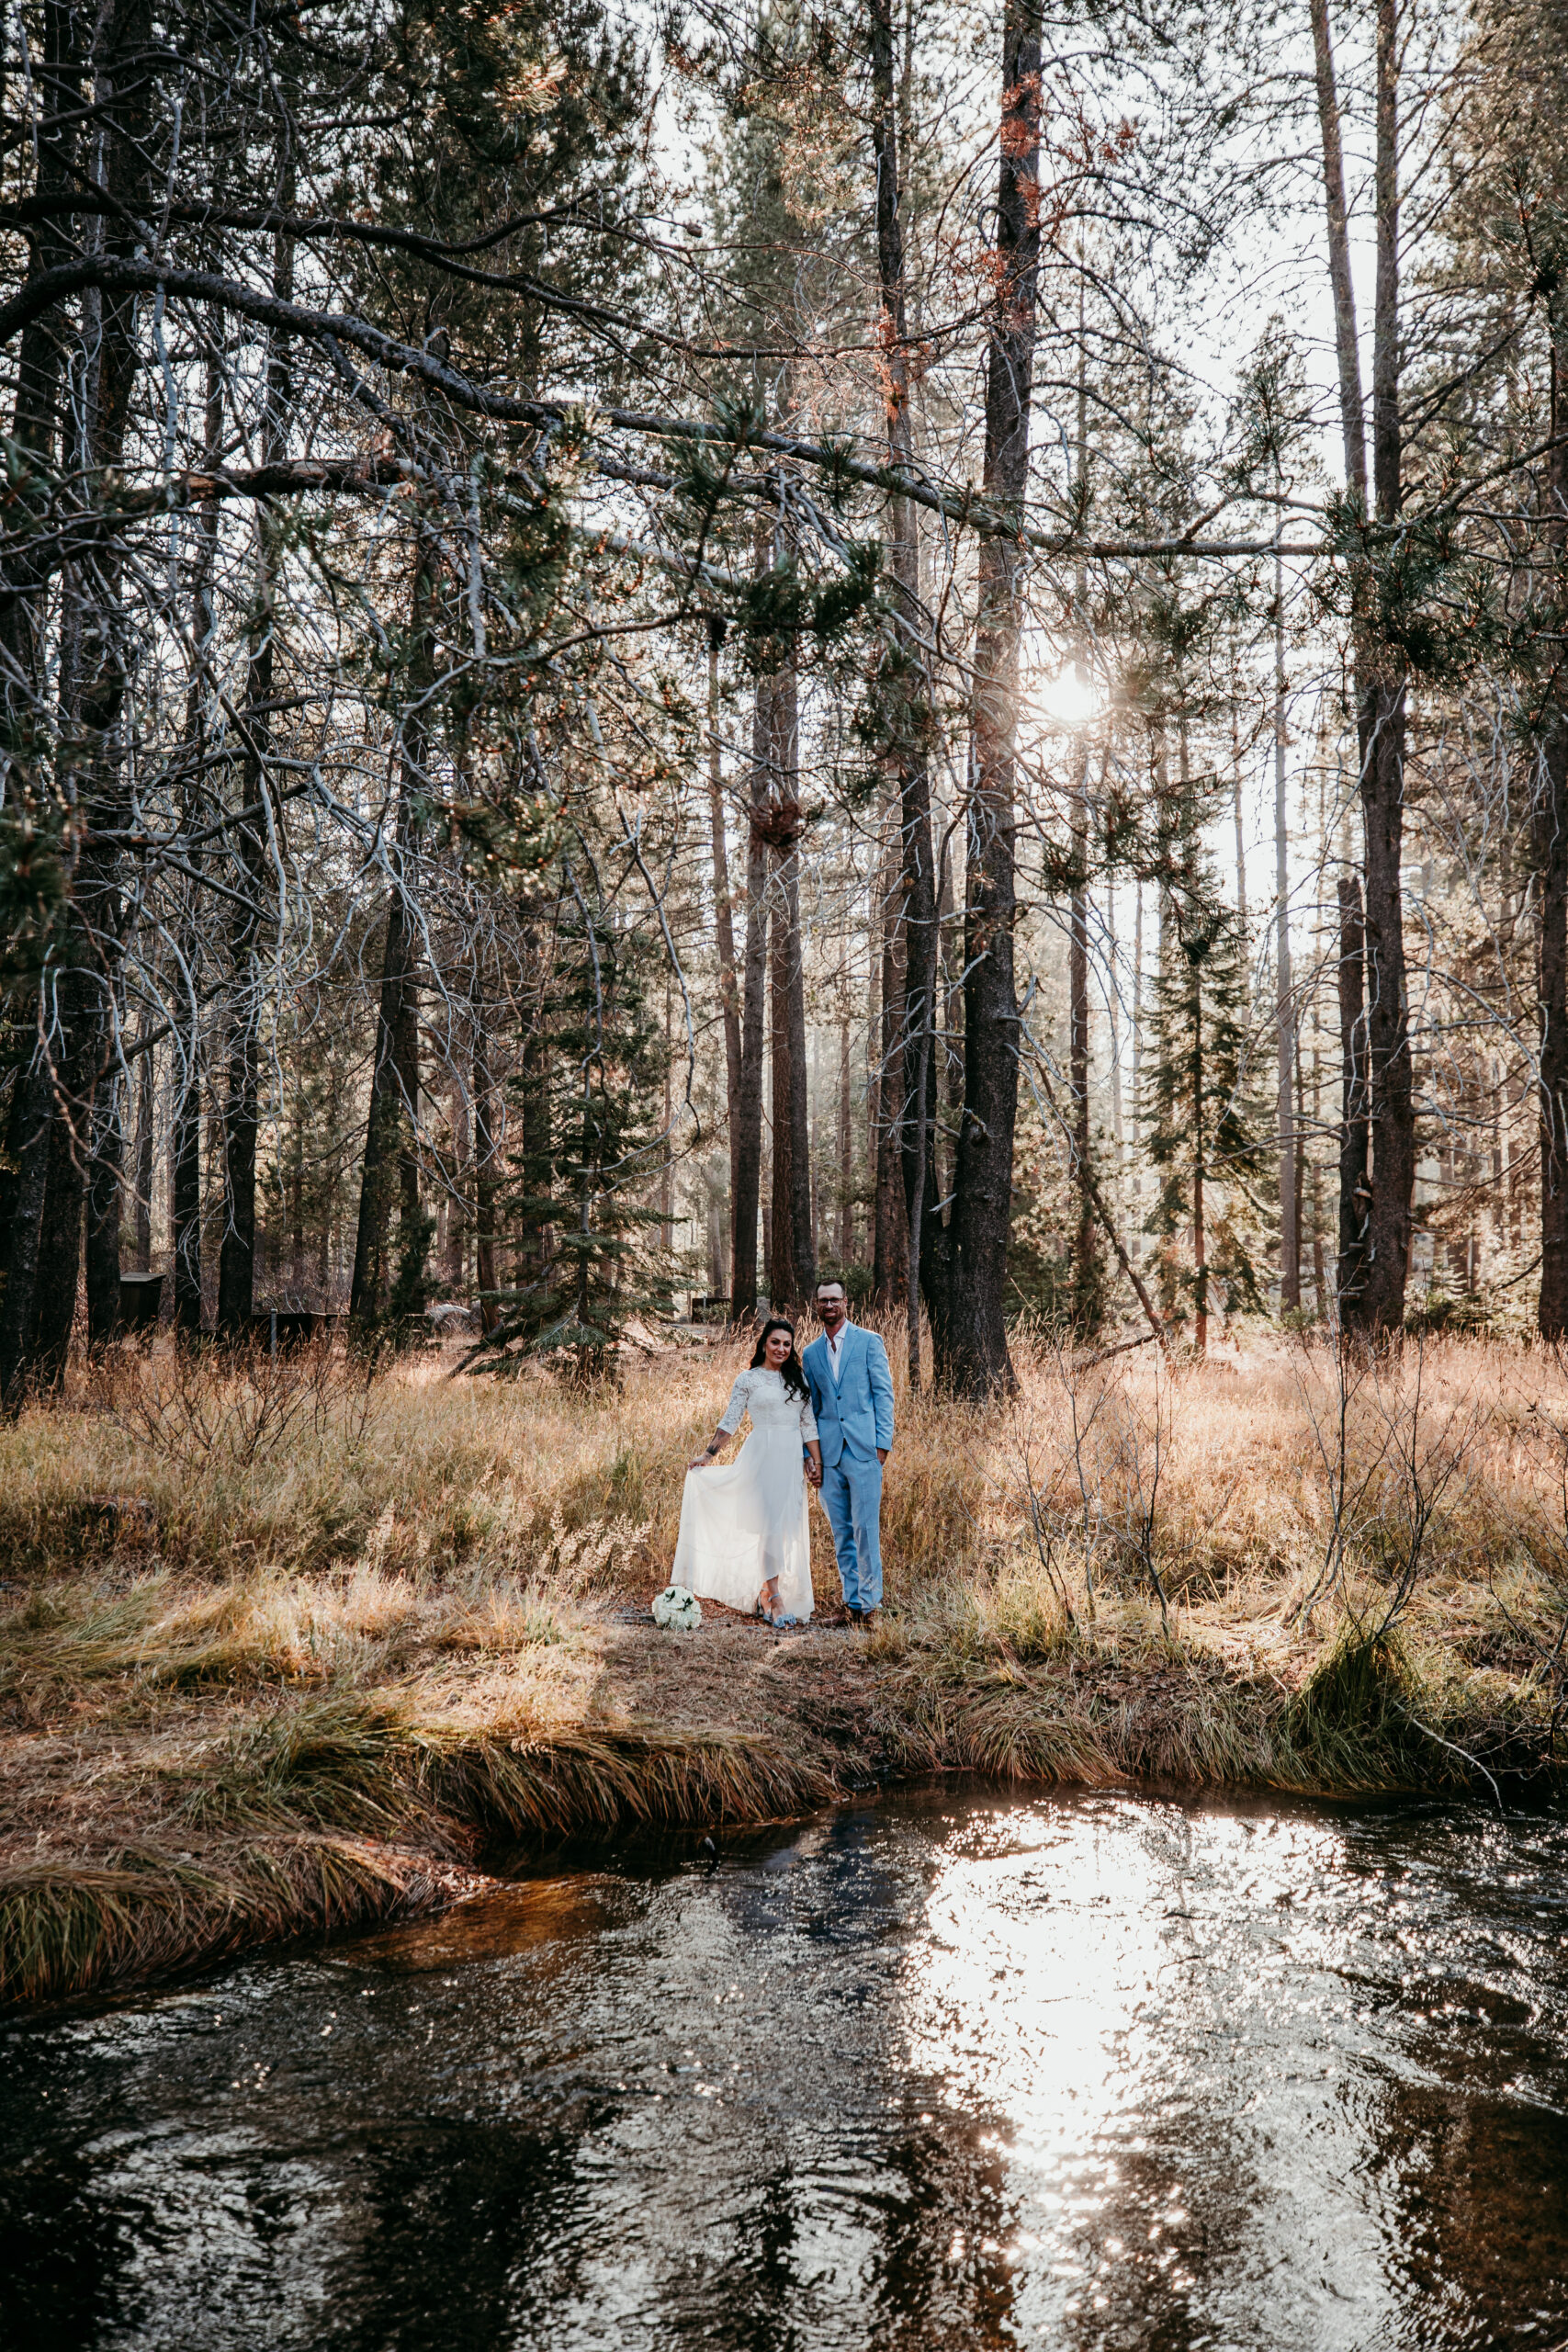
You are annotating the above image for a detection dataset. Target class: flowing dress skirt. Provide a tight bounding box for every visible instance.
[672,1419,814,1621]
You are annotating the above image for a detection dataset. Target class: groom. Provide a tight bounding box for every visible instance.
[801,1280,895,1626]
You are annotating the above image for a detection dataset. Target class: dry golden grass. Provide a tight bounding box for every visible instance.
[3,1320,1565,2007]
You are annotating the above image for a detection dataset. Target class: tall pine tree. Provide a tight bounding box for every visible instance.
[1145,873,1266,1351]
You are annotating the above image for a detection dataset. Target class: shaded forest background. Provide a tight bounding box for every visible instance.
[1,0,1566,1402]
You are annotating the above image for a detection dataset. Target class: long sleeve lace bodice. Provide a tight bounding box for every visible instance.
[716,1366,818,1443]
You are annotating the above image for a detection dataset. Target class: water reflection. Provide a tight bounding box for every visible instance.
[2,1785,1565,2349]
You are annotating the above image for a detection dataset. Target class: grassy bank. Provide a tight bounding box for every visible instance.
[3,1326,1565,2007]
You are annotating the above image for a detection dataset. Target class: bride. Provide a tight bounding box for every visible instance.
[673,1318,822,1627]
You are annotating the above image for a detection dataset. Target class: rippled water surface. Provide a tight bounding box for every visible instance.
[4,1783,1568,2350]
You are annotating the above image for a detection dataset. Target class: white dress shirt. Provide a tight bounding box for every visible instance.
[825,1321,852,1386]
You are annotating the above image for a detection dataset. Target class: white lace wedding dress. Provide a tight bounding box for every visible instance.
[672,1366,818,1621]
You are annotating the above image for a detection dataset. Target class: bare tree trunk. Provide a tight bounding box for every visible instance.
[866,862,882,1229]
[0,2,85,1407]
[218,201,294,1340]
[871,0,939,1381]
[1275,519,1299,1308]
[708,622,742,1220]
[1538,707,1568,1340]
[1353,0,1414,1333]
[783,840,814,1304]
[942,0,1042,1396]
[85,1060,124,1346]
[1308,0,1369,508]
[769,863,795,1310]
[1131,881,1144,1253]
[757,650,812,1313]
[731,658,773,1322]
[349,541,432,1329]
[1295,1017,1308,1290]
[660,974,674,1250]
[1108,886,1124,1221]
[872,819,908,1305]
[290,1057,310,1293]
[1536,288,1568,1333]
[0,0,83,718]
[1069,766,1097,1331]
[1309,1041,1326,1307]
[1313,0,1411,1335]
[170,1007,204,1338]
[22,0,152,1391]
[1232,718,1248,933]
[1067,318,1100,1338]
[937,815,963,1204]
[1193,1016,1207,1356]
[1337,873,1371,1318]
[472,987,500,1334]
[839,982,853,1264]
[168,332,222,1343]
[0,1068,55,1407]
[132,1021,154,1272]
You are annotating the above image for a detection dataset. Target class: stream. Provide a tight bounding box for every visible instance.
[4,1781,1566,2349]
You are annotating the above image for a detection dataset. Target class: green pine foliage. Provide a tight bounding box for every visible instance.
[1144,878,1268,1333]
[467,890,673,1382]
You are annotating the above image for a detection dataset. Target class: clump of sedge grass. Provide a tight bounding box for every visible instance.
[0,1686,840,2007]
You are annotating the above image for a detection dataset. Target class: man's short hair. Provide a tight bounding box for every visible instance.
[815,1278,847,1297]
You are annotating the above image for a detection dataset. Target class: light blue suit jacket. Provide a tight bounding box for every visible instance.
[802,1325,895,1467]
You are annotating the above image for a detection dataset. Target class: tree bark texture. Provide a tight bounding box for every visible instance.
[941,0,1042,1396]
[10,0,152,1394]
[762,654,812,1311]
[171,1024,204,1337]
[871,0,940,1384]
[707,624,743,1214]
[1345,0,1415,1336]
[1312,0,1413,1338]
[872,826,908,1306]
[132,1026,154,1271]
[1540,715,1568,1337]
[0,0,85,714]
[1537,320,1568,1337]
[1307,0,1369,506]
[472,983,501,1333]
[218,208,294,1339]
[85,1066,124,1345]
[1337,873,1371,1320]
[349,544,432,1329]
[1275,532,1299,1309]
[775,835,815,1307]
[730,656,776,1321]
[0,1067,55,1407]
[1068,772,1099,1332]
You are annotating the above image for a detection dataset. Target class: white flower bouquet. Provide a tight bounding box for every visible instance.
[651,1584,703,1631]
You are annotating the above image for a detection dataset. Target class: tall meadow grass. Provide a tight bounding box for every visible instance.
[4,1320,1566,2005]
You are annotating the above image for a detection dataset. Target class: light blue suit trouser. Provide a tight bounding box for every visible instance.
[819,1442,884,1611]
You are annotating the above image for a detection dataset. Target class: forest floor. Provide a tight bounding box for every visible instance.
[3,1320,1565,2010]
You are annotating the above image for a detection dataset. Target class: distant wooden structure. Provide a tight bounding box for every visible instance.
[118,1272,164,1337]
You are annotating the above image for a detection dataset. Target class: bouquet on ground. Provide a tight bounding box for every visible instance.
[652,1585,703,1631]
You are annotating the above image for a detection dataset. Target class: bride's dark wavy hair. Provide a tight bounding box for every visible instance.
[750,1317,809,1401]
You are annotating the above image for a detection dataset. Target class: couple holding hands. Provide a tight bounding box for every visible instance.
[672,1281,894,1629]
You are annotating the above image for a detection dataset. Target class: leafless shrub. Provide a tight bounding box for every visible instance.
[109,1339,379,1473]
[1290,1341,1393,1624]
[1103,1357,1176,1632]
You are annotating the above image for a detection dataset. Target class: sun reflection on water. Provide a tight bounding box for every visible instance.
[895,1799,1421,2340]
[5,1787,1565,2352]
